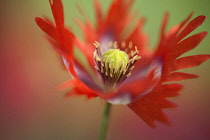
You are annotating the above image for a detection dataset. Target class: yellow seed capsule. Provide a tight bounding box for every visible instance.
[101,49,129,74]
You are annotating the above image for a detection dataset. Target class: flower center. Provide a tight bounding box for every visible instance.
[94,41,141,92]
[101,49,128,76]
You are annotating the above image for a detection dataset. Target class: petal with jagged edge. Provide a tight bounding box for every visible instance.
[128,84,182,127]
[36,0,98,98]
[128,13,209,127]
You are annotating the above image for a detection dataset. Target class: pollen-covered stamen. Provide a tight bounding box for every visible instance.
[123,41,132,53]
[93,41,102,57]
[94,41,141,92]
[119,41,140,58]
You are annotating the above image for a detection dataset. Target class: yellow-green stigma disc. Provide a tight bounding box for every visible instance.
[102,49,128,74]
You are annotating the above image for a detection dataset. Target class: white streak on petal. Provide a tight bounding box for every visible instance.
[134,58,162,98]
[138,62,162,97]
[62,55,74,78]
[62,55,69,68]
[107,93,133,105]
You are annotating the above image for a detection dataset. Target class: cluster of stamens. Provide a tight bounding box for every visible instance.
[93,41,141,92]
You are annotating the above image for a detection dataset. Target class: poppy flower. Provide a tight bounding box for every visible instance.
[35,0,209,127]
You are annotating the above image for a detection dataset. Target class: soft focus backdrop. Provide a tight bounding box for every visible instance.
[1,0,210,140]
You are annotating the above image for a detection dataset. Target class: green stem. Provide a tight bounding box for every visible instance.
[98,102,112,140]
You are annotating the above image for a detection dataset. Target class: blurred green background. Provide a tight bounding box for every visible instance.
[0,0,210,140]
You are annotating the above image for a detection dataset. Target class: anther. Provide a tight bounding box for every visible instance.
[124,48,129,53]
[108,42,113,48]
[128,41,133,49]
[105,71,108,76]
[121,41,126,48]
[135,46,138,54]
[130,50,134,57]
[126,73,131,77]
[130,66,135,71]
[95,66,99,71]
[95,41,100,46]
[113,41,118,49]
[93,43,99,48]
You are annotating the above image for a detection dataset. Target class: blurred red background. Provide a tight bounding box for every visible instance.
[1,0,210,140]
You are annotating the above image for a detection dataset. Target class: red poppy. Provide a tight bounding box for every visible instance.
[35,0,209,127]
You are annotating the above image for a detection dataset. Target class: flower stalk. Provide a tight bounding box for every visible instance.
[98,102,112,140]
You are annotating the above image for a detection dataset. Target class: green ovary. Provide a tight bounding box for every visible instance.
[102,49,128,74]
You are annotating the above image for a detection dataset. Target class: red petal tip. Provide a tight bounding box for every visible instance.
[198,31,208,39]
[203,31,208,36]
[200,15,206,19]
[35,17,41,22]
[195,15,206,25]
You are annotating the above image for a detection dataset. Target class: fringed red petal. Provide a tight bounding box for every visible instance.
[36,0,95,98]
[129,13,208,127]
[106,0,134,35]
[36,17,75,75]
[177,16,206,41]
[171,32,208,58]
[176,12,193,35]
[47,0,74,55]
[36,0,74,55]
[157,84,182,97]
[48,0,64,30]
[170,55,210,71]
[163,72,198,82]
[128,84,182,127]
[35,17,59,41]
[160,12,169,40]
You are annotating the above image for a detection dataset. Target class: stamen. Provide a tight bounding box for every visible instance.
[124,48,129,53]
[93,42,99,48]
[113,41,118,49]
[95,41,100,46]
[108,42,113,48]
[121,41,126,48]
[130,50,134,57]
[93,41,141,92]
[126,73,131,77]
[128,41,133,49]
[130,66,135,71]
[105,71,108,76]
[135,46,138,53]
[95,66,99,71]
